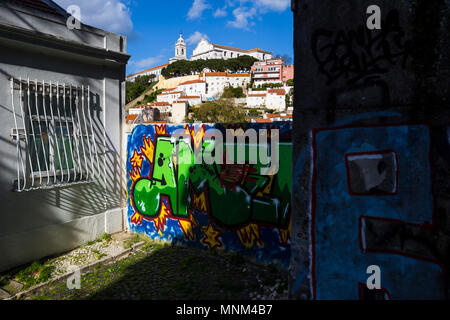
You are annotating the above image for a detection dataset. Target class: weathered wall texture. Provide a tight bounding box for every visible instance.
[126,123,292,268]
[290,0,450,299]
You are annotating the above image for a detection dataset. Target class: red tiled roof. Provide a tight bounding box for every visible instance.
[179,96,201,99]
[179,80,205,85]
[127,63,169,78]
[153,102,171,106]
[173,100,188,103]
[211,43,272,55]
[247,48,272,54]
[227,73,250,77]
[204,72,227,77]
[125,114,138,123]
[139,102,171,107]
[268,89,286,95]
[248,94,266,97]
[254,118,272,123]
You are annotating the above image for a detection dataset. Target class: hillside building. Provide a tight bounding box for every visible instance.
[191,39,272,61]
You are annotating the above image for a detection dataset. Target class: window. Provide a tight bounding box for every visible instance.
[10,78,103,191]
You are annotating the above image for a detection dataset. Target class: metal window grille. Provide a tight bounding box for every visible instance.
[10,77,103,192]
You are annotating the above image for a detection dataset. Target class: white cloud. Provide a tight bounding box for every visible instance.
[54,0,133,36]
[187,0,211,21]
[129,56,164,70]
[186,32,209,45]
[227,6,257,30]
[213,7,228,18]
[225,0,290,30]
[256,0,290,12]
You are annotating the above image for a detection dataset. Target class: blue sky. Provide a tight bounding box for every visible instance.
[54,0,293,75]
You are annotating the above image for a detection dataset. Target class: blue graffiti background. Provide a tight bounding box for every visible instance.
[313,124,445,299]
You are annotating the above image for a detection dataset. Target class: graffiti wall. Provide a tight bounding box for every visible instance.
[126,122,292,268]
[311,122,446,299]
[290,0,450,299]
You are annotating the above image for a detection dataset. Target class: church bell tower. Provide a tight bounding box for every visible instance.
[169,33,187,63]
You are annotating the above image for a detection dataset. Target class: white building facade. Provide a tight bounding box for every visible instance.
[246,88,287,111]
[266,89,287,111]
[247,93,267,107]
[177,80,206,99]
[126,63,169,82]
[157,91,183,104]
[191,39,272,61]
[226,74,251,89]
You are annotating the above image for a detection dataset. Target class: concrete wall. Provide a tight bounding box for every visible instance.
[126,123,292,268]
[0,2,129,272]
[290,0,450,299]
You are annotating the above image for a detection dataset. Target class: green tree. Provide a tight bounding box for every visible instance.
[248,108,262,117]
[286,79,294,86]
[190,99,247,123]
[126,78,157,103]
[161,56,258,79]
[221,86,245,98]
[141,89,164,104]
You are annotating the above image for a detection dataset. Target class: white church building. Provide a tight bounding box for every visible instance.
[167,34,272,63]
[191,39,272,61]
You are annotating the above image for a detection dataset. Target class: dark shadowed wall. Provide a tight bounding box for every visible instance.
[290,0,450,299]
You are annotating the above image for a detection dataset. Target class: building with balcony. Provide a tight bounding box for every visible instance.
[251,59,294,86]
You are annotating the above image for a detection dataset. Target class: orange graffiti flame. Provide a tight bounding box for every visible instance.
[129,167,141,183]
[130,150,144,169]
[191,125,205,151]
[155,124,167,136]
[192,191,208,213]
[184,124,191,136]
[200,224,222,249]
[178,213,198,241]
[153,201,171,233]
[140,135,155,164]
[130,212,143,225]
[237,224,264,248]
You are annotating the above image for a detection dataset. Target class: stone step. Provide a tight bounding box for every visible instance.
[0,288,11,299]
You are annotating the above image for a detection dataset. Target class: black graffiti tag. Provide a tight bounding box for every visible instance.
[311,10,411,85]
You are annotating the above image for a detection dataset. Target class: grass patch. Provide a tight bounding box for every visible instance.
[124,233,152,249]
[101,233,112,242]
[14,262,54,289]
[92,249,107,260]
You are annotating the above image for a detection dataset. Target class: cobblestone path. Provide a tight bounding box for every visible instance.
[25,244,288,300]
